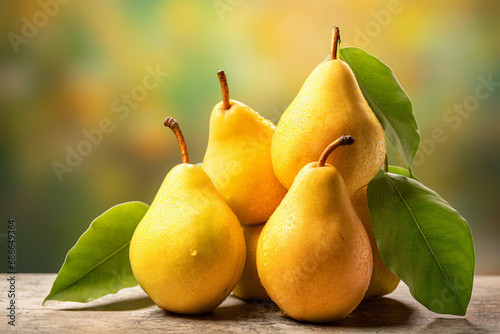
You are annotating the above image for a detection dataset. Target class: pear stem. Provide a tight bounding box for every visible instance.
[317,135,354,167]
[384,155,389,172]
[164,117,189,164]
[217,70,231,110]
[328,26,340,61]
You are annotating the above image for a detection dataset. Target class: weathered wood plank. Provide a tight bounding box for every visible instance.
[0,274,498,333]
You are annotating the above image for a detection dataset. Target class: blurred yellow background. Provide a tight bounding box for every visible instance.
[0,0,499,274]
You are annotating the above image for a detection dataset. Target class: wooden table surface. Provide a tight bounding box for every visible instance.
[1,274,498,333]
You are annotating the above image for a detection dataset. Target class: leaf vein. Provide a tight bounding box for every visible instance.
[384,172,465,314]
[52,241,130,298]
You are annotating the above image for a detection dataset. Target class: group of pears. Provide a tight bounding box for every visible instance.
[129,27,400,323]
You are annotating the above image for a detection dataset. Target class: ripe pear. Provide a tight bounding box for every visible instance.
[271,27,386,194]
[129,118,246,315]
[351,186,400,299]
[233,223,270,301]
[203,71,287,225]
[257,136,373,323]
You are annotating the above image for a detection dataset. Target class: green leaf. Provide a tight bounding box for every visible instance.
[388,165,421,182]
[340,47,420,169]
[367,171,475,315]
[43,201,149,304]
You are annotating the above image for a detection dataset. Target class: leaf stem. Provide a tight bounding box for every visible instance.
[317,135,354,167]
[329,26,340,61]
[164,117,189,164]
[217,70,231,110]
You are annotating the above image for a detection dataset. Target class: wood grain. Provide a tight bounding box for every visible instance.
[1,274,498,333]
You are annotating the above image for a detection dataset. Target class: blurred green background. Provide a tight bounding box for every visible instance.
[0,0,499,274]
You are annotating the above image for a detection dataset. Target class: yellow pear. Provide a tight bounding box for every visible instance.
[271,27,386,194]
[203,71,287,225]
[233,223,270,301]
[351,186,400,299]
[257,136,373,323]
[129,118,246,315]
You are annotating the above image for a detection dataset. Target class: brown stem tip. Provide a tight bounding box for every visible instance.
[164,117,189,164]
[217,70,231,110]
[317,135,354,167]
[328,26,341,61]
